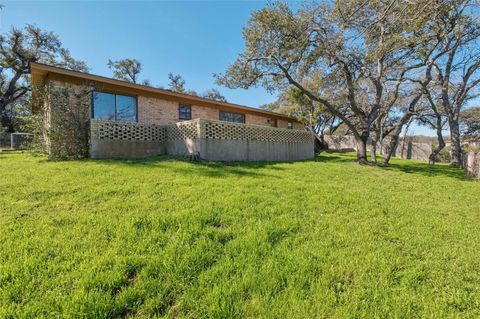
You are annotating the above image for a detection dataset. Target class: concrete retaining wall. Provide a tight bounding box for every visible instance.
[90,139,166,159]
[199,138,313,161]
[90,118,314,161]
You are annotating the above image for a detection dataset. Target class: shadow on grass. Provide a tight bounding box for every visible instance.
[27,149,468,181]
[314,152,358,163]
[89,155,297,179]
[317,150,468,180]
[378,160,466,180]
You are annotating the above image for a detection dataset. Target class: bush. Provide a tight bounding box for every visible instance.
[15,114,45,153]
[434,146,451,163]
[34,84,91,160]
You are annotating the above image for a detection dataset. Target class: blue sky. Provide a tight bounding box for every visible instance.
[1,1,278,106]
[2,0,437,136]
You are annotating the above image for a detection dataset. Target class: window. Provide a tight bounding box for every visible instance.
[219,111,245,123]
[116,95,137,122]
[179,105,191,120]
[93,92,115,120]
[93,91,137,122]
[287,122,293,129]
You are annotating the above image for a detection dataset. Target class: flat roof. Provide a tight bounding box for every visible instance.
[30,62,299,122]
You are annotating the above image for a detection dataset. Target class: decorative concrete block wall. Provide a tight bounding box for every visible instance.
[90,118,314,161]
[90,120,168,158]
[199,119,313,161]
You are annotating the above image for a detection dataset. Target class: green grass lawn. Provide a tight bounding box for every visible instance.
[1,151,479,318]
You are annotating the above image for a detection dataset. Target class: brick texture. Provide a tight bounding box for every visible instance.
[293,122,304,130]
[192,104,218,120]
[246,113,273,127]
[138,96,178,125]
[277,119,288,129]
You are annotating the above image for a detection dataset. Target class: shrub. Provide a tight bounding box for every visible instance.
[434,146,451,163]
[34,84,91,160]
[14,114,44,153]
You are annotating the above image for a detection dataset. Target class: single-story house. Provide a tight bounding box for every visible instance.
[31,62,314,161]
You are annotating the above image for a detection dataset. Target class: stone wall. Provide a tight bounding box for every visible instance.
[464,151,480,179]
[90,118,314,161]
[324,135,433,162]
[324,135,358,152]
[394,141,431,162]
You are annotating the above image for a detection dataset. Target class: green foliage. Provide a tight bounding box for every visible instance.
[43,84,91,160]
[435,146,451,163]
[0,24,87,132]
[168,73,187,93]
[14,114,44,154]
[460,107,480,135]
[202,88,227,102]
[107,58,144,84]
[1,152,479,318]
[167,73,227,101]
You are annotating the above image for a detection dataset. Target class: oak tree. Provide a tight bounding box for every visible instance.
[0,25,87,132]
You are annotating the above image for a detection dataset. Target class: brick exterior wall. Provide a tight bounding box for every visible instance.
[246,113,273,127]
[293,122,304,130]
[192,104,218,120]
[277,119,289,129]
[138,97,290,129]
[138,96,178,125]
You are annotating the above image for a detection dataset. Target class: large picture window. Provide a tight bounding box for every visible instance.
[179,105,191,120]
[93,92,137,122]
[219,111,245,123]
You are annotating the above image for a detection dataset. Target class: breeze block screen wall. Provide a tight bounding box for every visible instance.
[90,118,314,161]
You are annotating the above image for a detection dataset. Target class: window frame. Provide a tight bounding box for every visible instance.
[178,104,192,121]
[92,90,138,122]
[219,110,245,124]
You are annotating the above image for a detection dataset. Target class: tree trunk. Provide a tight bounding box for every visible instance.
[429,140,445,165]
[370,120,379,165]
[355,131,370,165]
[449,116,462,167]
[428,115,445,165]
[383,116,413,165]
[371,142,377,163]
[0,101,14,133]
[399,121,412,158]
